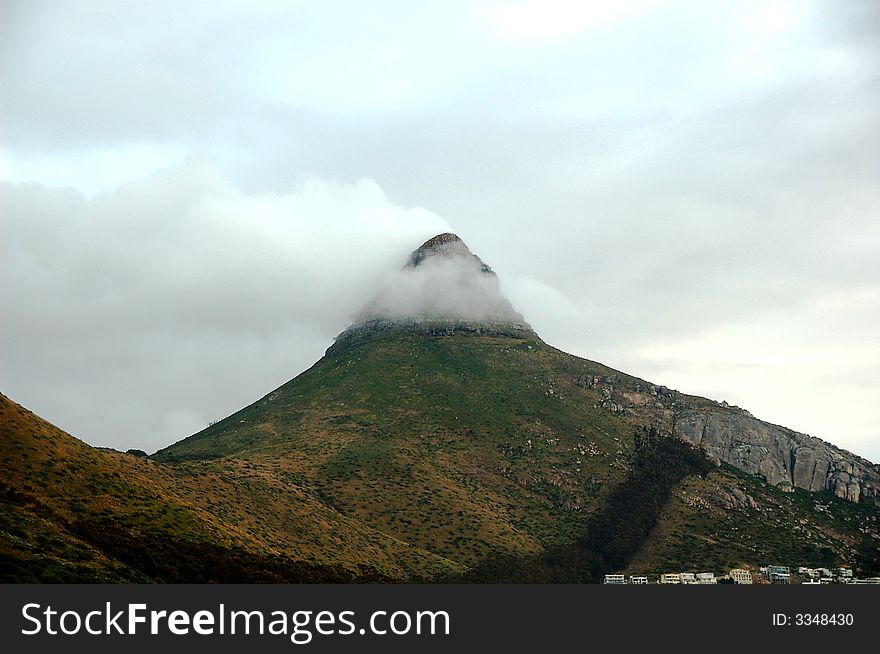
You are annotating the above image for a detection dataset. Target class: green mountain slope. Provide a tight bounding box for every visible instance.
[155,330,636,563]
[153,327,879,579]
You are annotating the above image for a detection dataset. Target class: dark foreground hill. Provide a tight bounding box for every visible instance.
[0,392,416,582]
[2,234,878,581]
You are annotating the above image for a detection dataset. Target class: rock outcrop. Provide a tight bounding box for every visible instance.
[327,317,535,355]
[674,408,880,505]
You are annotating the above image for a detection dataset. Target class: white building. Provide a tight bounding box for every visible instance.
[797,567,818,578]
[767,566,790,584]
[680,572,696,584]
[729,569,753,584]
[838,568,853,580]
[659,573,681,584]
[696,572,717,584]
[629,575,649,585]
[604,574,626,584]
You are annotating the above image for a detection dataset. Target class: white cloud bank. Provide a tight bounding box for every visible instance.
[355,236,526,325]
[1,0,878,462]
[0,159,449,453]
[1,157,879,463]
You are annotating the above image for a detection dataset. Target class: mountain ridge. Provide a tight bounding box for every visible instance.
[151,326,879,578]
[3,233,877,582]
[158,232,879,507]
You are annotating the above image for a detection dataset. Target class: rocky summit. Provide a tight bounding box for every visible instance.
[333,233,532,351]
[2,233,878,582]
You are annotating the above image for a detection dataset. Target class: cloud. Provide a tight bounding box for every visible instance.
[501,275,587,347]
[0,144,189,197]
[478,0,662,43]
[0,159,449,452]
[354,239,526,325]
[625,287,880,458]
[1,0,878,463]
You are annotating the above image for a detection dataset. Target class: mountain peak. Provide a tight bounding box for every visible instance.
[407,233,494,274]
[414,232,463,250]
[332,233,532,348]
[406,233,486,269]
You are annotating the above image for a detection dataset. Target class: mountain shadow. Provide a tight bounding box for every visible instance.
[449,428,714,582]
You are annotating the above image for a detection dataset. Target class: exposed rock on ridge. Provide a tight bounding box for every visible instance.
[327,317,534,355]
[577,372,879,505]
[406,233,493,272]
[674,408,879,504]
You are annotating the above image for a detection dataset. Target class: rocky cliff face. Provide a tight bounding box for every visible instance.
[327,317,535,355]
[574,373,879,506]
[674,407,880,505]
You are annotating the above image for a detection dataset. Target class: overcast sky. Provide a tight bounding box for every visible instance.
[2,0,879,461]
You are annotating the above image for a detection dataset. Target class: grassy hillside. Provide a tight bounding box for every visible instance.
[4,328,877,582]
[628,464,880,576]
[154,329,880,579]
[0,392,450,582]
[155,332,640,564]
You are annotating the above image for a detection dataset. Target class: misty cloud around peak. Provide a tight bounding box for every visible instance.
[351,233,529,327]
